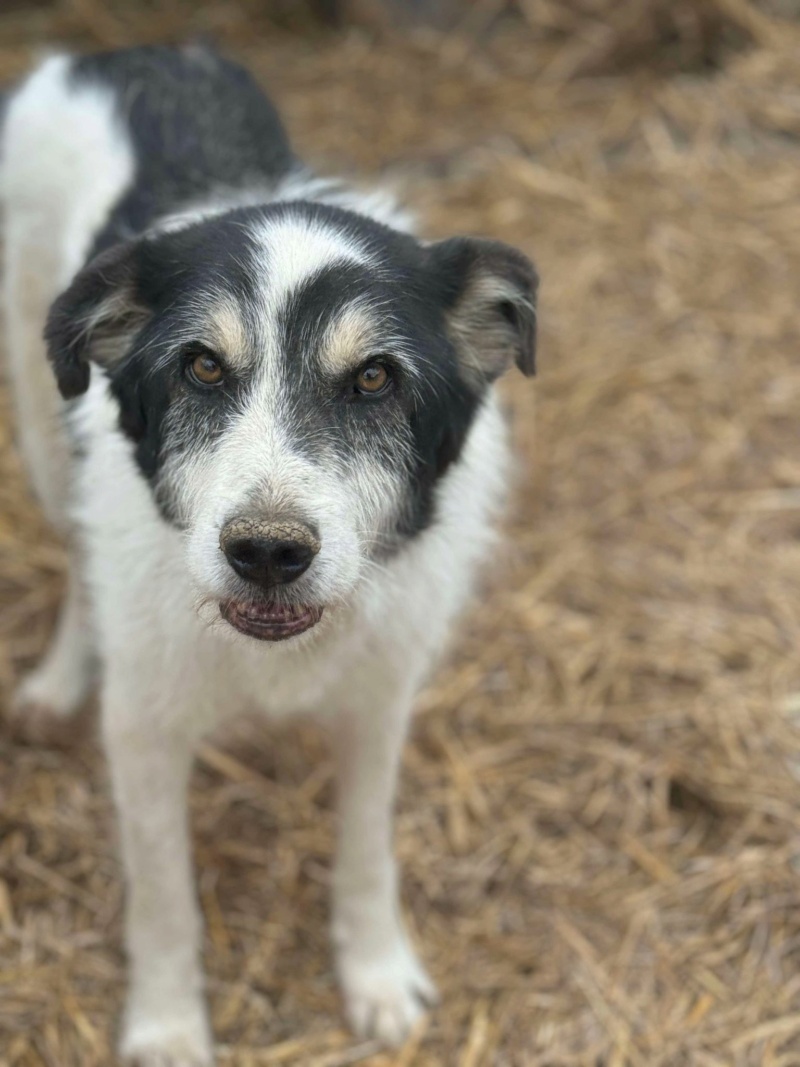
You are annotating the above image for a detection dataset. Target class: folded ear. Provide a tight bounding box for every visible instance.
[45,241,147,400]
[428,236,538,385]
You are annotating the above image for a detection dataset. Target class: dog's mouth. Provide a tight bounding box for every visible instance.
[220,599,323,641]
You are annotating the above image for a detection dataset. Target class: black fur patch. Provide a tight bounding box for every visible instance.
[71,44,295,254]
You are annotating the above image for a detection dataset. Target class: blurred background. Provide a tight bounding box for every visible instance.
[2,1,800,1064]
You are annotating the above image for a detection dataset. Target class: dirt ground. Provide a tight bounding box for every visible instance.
[3,3,800,1065]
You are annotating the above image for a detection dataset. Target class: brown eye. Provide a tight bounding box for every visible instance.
[187,351,224,387]
[354,362,390,396]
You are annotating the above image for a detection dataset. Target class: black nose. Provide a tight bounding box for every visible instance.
[224,535,318,588]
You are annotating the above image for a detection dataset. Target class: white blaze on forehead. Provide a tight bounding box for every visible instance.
[251,212,374,317]
[234,213,379,440]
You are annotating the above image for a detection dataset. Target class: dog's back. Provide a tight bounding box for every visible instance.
[71,46,295,252]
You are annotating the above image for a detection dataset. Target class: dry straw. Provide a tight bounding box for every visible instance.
[2,1,800,1064]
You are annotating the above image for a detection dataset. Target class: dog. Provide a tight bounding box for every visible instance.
[1,44,537,1065]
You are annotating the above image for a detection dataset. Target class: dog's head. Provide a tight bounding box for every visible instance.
[47,202,537,642]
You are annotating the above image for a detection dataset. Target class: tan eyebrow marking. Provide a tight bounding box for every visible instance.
[205,297,250,369]
[319,301,380,376]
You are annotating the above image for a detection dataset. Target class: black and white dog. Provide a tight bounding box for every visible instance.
[2,45,536,1065]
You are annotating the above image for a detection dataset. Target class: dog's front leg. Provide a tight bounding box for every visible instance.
[104,689,212,1067]
[330,681,437,1047]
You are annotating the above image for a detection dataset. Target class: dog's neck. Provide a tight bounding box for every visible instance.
[149,167,415,240]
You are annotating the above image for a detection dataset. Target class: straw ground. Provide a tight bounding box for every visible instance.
[2,3,800,1064]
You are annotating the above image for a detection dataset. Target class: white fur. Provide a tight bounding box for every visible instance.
[251,209,374,310]
[2,56,512,1066]
[1,55,134,528]
[152,167,415,237]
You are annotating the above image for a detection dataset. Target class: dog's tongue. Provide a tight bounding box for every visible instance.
[220,599,322,641]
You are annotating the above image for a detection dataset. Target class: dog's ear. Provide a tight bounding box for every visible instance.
[45,241,148,400]
[428,236,538,385]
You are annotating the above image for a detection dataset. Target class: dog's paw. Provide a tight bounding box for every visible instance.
[124,1052,210,1067]
[8,666,90,747]
[338,938,438,1047]
[121,1008,213,1067]
[7,694,81,748]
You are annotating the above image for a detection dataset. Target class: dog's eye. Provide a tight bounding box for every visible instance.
[186,350,224,388]
[354,362,391,396]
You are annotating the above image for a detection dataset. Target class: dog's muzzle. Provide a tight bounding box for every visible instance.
[218,517,323,640]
